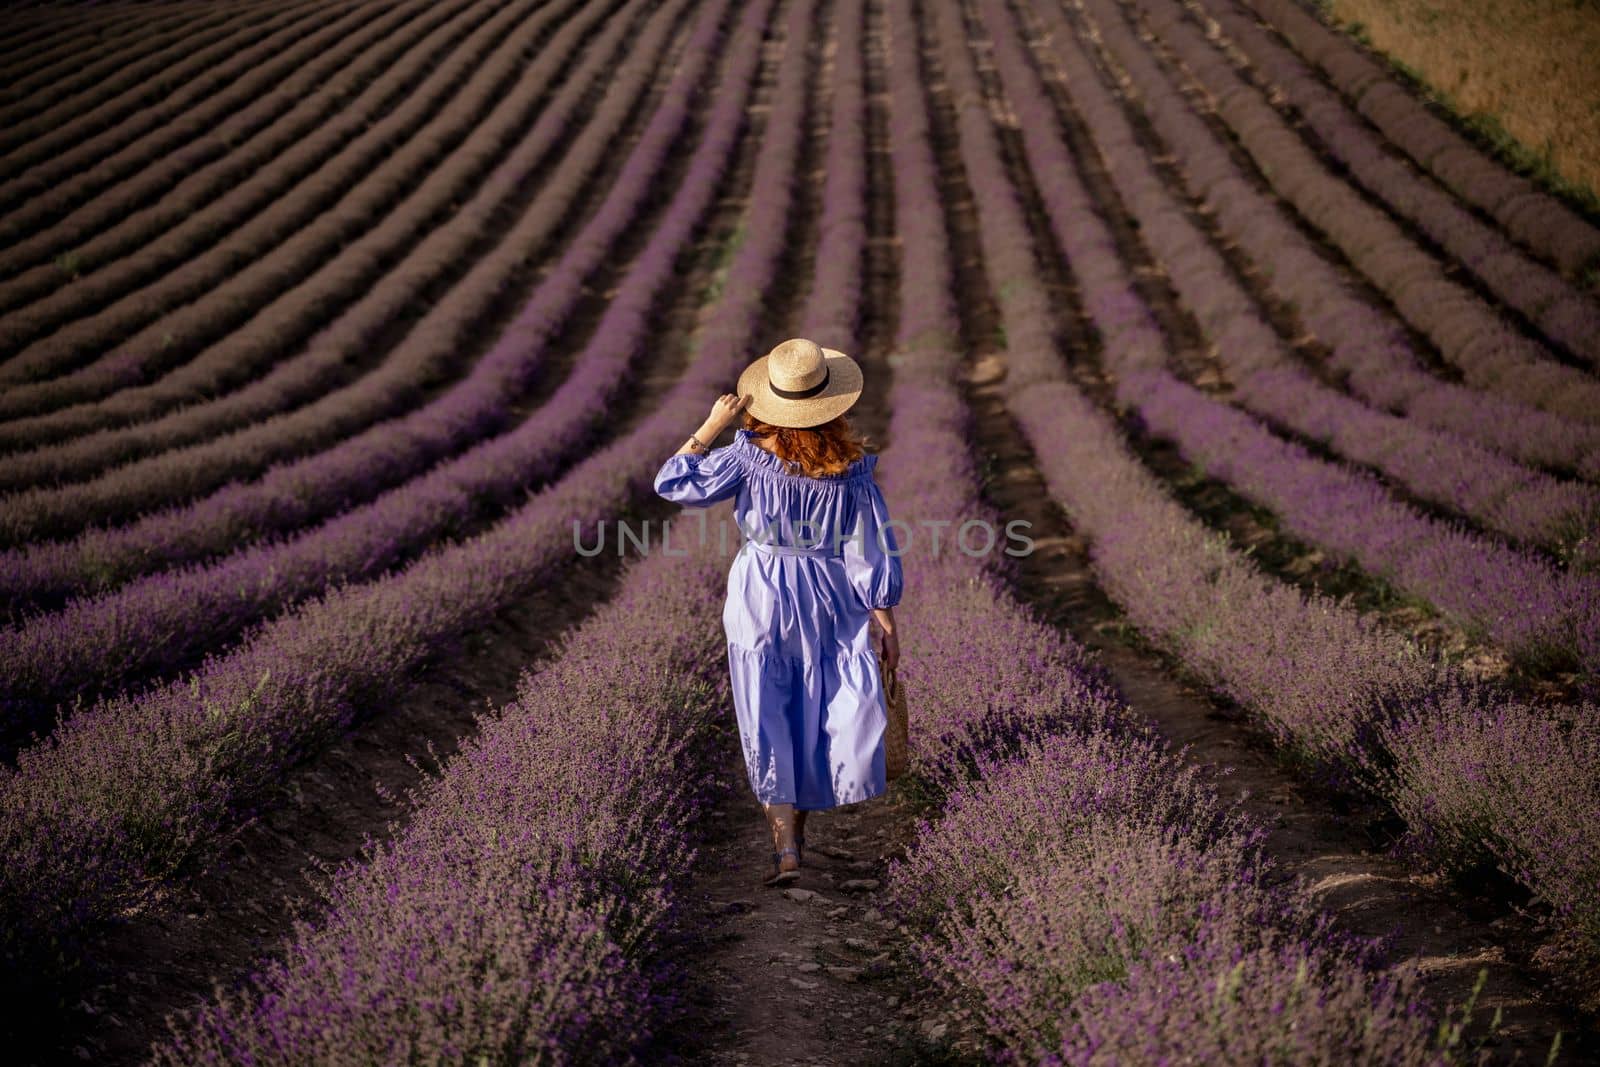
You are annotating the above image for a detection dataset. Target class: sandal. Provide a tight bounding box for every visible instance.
[764,846,802,887]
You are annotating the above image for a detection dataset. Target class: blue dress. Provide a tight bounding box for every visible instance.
[653,429,904,810]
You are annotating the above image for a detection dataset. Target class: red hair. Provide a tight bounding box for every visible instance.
[742,413,869,478]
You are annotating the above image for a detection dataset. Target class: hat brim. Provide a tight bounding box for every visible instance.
[737,347,864,428]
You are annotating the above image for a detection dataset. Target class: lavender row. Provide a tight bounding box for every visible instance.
[1236,0,1600,276]
[0,0,445,316]
[1011,0,1596,555]
[891,726,1444,1064]
[796,0,866,347]
[0,0,804,997]
[0,0,620,491]
[1124,0,1600,427]
[151,522,736,1064]
[0,0,714,750]
[0,0,493,451]
[1067,370,1600,1006]
[0,0,341,220]
[0,0,691,606]
[0,1,321,160]
[0,6,203,126]
[876,33,1129,779]
[1066,0,1600,479]
[0,8,221,134]
[0,0,486,382]
[874,4,1447,1055]
[994,0,1599,666]
[1133,372,1597,669]
[0,17,88,86]
[0,4,151,91]
[0,3,184,75]
[967,0,1600,1006]
[1196,0,1600,368]
[0,0,326,161]
[0,0,554,412]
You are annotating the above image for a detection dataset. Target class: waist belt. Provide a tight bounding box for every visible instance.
[745,539,842,559]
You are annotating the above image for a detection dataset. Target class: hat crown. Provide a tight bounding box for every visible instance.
[767,338,827,391]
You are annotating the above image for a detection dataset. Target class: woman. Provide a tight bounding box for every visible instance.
[654,338,903,887]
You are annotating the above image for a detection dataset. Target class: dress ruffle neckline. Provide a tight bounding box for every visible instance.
[732,429,876,483]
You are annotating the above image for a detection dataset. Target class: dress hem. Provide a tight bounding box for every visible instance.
[756,778,888,812]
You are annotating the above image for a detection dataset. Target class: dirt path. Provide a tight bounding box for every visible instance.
[653,739,971,1065]
[649,1,991,1060]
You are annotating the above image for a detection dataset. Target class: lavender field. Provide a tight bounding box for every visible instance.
[1,0,1597,1062]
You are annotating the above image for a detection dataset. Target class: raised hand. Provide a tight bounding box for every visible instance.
[703,392,750,436]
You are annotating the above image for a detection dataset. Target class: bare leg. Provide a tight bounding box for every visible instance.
[794,808,809,864]
[764,802,801,873]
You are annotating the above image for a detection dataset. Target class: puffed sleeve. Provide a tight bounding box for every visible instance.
[843,465,903,610]
[653,444,744,507]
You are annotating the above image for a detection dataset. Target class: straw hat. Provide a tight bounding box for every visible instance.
[737,338,864,428]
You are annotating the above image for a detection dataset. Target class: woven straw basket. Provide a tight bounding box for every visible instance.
[878,649,909,781]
